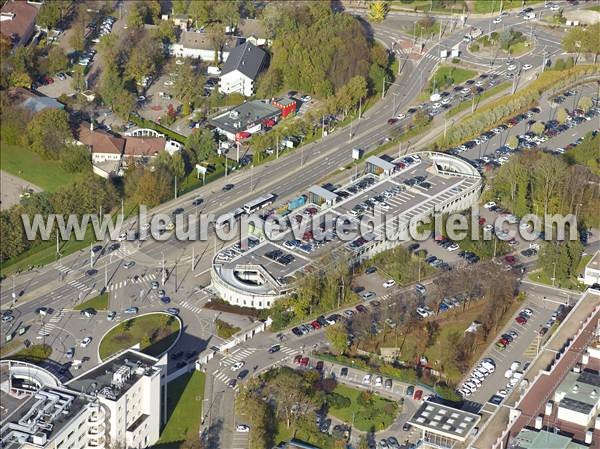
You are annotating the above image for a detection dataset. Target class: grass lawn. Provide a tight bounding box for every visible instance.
[508,41,531,56]
[0,144,82,192]
[588,5,600,12]
[421,66,477,99]
[99,313,180,360]
[156,371,205,449]
[10,344,52,365]
[1,225,99,278]
[274,424,336,449]
[471,0,541,13]
[215,319,240,339]
[447,82,511,118]
[328,383,398,432]
[73,292,109,311]
[527,254,591,292]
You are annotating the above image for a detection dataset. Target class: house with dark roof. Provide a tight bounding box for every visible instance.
[7,87,64,113]
[209,100,281,141]
[219,41,267,97]
[0,0,39,47]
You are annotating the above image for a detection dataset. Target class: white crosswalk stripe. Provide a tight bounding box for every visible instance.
[55,264,71,274]
[106,273,158,292]
[280,346,299,356]
[213,370,240,392]
[48,309,65,323]
[67,280,88,291]
[179,301,202,313]
[221,348,256,366]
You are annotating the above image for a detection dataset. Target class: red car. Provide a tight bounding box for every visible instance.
[479,217,486,225]
[310,320,321,330]
[356,305,368,313]
[498,338,509,346]
[515,315,528,325]
[300,357,309,366]
[303,231,314,241]
[413,389,423,400]
[294,354,302,364]
[504,255,517,265]
[387,118,398,125]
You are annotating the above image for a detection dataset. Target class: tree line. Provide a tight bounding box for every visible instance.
[489,149,600,228]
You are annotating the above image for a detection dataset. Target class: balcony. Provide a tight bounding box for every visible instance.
[87,436,105,447]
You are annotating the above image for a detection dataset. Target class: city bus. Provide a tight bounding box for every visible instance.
[216,208,246,230]
[243,194,277,214]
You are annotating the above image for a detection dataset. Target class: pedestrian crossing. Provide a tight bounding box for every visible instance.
[105,273,157,292]
[213,371,239,392]
[113,242,138,259]
[55,264,71,274]
[67,279,88,291]
[221,348,256,366]
[48,309,65,324]
[180,300,202,313]
[422,53,441,62]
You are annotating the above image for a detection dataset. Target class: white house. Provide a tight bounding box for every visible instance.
[169,30,239,62]
[219,41,267,97]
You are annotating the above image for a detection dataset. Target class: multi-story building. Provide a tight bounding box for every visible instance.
[0,350,166,449]
[66,351,166,449]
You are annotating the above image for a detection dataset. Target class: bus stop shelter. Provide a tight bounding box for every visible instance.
[308,185,338,206]
[366,156,395,176]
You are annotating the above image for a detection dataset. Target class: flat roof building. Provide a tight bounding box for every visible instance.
[0,386,101,449]
[308,185,339,206]
[209,100,281,141]
[509,428,589,449]
[408,402,481,448]
[66,350,166,449]
[554,370,600,427]
[582,250,600,287]
[366,156,396,176]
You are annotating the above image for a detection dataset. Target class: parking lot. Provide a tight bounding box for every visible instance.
[460,295,563,408]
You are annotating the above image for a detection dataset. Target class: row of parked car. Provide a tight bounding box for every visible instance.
[459,357,496,397]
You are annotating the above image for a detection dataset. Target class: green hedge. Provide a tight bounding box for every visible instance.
[129,114,186,144]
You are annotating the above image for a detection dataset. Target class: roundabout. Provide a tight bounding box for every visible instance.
[98,312,182,361]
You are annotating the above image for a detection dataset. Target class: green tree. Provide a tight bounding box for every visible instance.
[37,2,61,30]
[99,62,123,108]
[506,135,519,150]
[172,0,189,15]
[113,89,136,120]
[69,21,85,52]
[125,34,163,85]
[127,3,146,28]
[324,323,349,354]
[61,144,91,173]
[71,66,86,92]
[188,1,211,28]
[213,0,240,28]
[133,168,173,207]
[368,1,389,23]
[256,68,283,98]
[26,109,72,159]
[47,46,69,74]
[170,152,186,179]
[531,122,545,136]
[578,96,593,112]
[186,129,216,162]
[556,107,569,124]
[413,110,432,128]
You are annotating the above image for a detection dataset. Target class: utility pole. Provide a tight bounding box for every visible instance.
[192,247,195,271]
[321,115,325,137]
[161,252,166,286]
[358,97,362,119]
[552,261,557,287]
[174,263,178,293]
[225,156,228,176]
[236,141,240,163]
[276,135,279,159]
[382,78,386,99]
[104,261,108,291]
[121,198,124,217]
[174,176,178,199]
[90,243,93,268]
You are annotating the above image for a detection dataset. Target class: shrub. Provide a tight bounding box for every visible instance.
[327,392,351,409]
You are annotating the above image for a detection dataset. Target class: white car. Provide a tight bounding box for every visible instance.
[236,424,250,432]
[504,369,513,379]
[484,201,496,209]
[374,376,383,387]
[522,64,532,71]
[396,113,406,120]
[510,361,521,371]
[363,374,371,384]
[175,59,184,65]
[447,243,460,252]
[549,4,560,11]
[507,64,517,71]
[483,224,494,232]
[441,97,452,105]
[80,337,92,348]
[383,279,396,288]
[493,17,502,24]
[231,361,245,371]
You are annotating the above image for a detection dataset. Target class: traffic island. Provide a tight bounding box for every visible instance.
[98,312,181,361]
